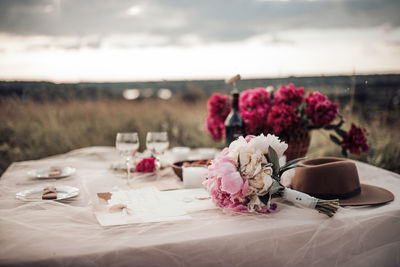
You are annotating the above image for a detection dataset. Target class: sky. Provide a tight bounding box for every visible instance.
[0,0,400,82]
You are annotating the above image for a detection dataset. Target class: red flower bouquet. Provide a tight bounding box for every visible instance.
[205,83,369,158]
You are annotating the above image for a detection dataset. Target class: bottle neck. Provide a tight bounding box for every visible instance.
[232,92,239,111]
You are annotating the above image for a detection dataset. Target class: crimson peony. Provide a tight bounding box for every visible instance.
[305,91,338,127]
[341,123,369,155]
[274,83,304,108]
[239,88,271,134]
[205,116,225,141]
[267,104,300,135]
[207,93,231,121]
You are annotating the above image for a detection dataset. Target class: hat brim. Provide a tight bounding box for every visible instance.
[339,184,394,206]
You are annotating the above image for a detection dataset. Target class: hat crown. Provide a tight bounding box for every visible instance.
[293,157,360,199]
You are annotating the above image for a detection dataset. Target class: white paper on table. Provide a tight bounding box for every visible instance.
[95,187,216,227]
[162,188,216,212]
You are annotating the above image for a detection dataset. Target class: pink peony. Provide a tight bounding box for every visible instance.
[341,123,369,155]
[274,83,304,108]
[207,93,231,121]
[305,91,338,127]
[267,104,300,135]
[136,158,155,173]
[239,88,272,134]
[205,116,225,141]
[203,148,249,211]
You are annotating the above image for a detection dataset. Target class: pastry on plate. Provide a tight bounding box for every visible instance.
[42,186,57,200]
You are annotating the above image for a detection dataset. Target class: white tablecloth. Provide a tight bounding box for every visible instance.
[0,147,399,267]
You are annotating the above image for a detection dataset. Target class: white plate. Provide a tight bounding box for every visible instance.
[27,167,76,179]
[16,185,80,201]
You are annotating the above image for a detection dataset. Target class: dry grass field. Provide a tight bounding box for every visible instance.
[0,97,399,175]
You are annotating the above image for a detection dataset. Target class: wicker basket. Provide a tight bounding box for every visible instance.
[280,127,311,161]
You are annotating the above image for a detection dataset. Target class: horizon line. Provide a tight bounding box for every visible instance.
[1,71,400,84]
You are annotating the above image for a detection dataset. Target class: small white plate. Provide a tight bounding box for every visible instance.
[27,167,76,179]
[16,185,80,201]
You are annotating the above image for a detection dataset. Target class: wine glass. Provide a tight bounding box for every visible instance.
[146,132,169,169]
[116,132,139,182]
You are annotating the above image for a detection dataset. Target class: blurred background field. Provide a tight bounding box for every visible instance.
[1,74,399,175]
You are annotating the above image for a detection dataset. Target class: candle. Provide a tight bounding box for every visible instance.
[182,167,207,188]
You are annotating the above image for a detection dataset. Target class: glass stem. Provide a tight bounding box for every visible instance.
[155,156,161,170]
[153,151,161,170]
[126,157,130,182]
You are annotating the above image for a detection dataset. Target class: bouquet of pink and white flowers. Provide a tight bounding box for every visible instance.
[203,134,339,217]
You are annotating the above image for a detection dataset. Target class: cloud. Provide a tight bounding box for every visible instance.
[0,0,399,46]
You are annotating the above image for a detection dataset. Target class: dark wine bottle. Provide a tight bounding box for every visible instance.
[225,91,246,147]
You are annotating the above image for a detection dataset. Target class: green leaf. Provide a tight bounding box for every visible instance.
[325,116,344,130]
[281,157,306,170]
[324,124,336,130]
[307,125,319,130]
[279,164,306,176]
[336,119,344,129]
[281,164,306,171]
[330,134,341,145]
[271,174,280,182]
[268,180,284,196]
[335,128,347,138]
[267,146,280,176]
[259,193,270,205]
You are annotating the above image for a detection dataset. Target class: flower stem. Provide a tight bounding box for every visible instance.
[315,199,340,217]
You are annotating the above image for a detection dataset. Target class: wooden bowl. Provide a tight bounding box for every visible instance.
[172,159,211,180]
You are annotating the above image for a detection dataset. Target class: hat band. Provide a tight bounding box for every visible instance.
[307,187,361,200]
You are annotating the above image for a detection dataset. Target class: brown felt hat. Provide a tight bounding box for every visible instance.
[292,157,394,206]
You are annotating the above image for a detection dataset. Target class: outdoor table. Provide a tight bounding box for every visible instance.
[0,147,399,267]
